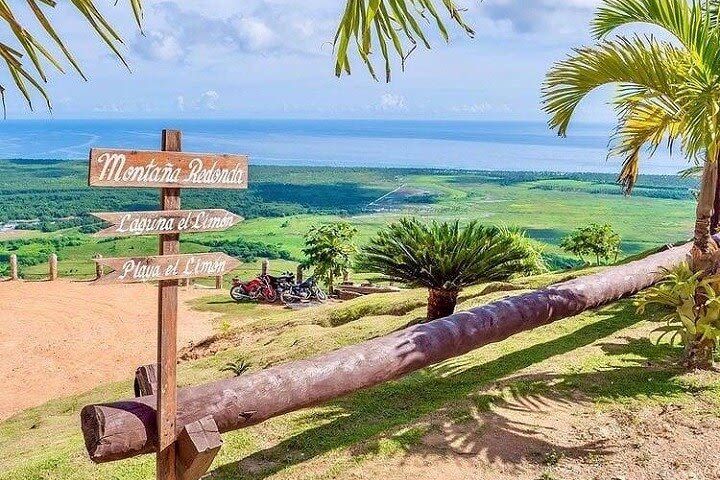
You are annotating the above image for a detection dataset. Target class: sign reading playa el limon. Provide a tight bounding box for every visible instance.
[95,253,241,284]
[91,209,244,237]
[88,149,249,189]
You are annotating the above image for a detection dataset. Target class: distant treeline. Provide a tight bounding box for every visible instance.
[188,238,294,263]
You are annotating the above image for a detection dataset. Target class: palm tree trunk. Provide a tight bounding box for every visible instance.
[427,288,459,320]
[82,242,693,464]
[711,161,720,235]
[688,155,720,369]
[691,158,719,271]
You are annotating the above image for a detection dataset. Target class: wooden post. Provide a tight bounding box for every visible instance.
[175,416,222,480]
[342,270,350,284]
[95,254,104,279]
[296,265,303,283]
[9,254,17,280]
[215,275,223,289]
[261,259,269,276]
[49,253,58,281]
[158,129,181,480]
[134,364,159,397]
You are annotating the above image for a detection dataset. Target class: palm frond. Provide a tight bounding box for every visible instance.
[543,35,689,137]
[357,218,544,290]
[0,0,142,115]
[592,0,718,63]
[334,0,474,82]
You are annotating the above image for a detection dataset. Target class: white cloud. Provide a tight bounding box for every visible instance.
[132,1,337,63]
[199,90,220,110]
[379,93,407,111]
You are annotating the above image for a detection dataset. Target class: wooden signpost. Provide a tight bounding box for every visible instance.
[87,130,248,480]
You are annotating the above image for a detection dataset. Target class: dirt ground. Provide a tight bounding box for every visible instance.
[334,392,720,480]
[0,279,220,419]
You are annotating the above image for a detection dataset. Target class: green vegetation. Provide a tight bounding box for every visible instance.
[302,222,358,293]
[0,2,141,114]
[1,266,719,479]
[543,0,720,368]
[220,357,252,377]
[0,163,698,281]
[637,263,720,369]
[560,223,621,265]
[358,218,544,320]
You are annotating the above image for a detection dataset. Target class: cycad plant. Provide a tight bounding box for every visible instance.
[357,218,544,321]
[542,0,720,367]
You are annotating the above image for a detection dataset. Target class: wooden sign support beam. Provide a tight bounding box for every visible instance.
[158,129,181,480]
[175,416,222,480]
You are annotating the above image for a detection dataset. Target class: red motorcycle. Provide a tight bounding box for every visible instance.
[230,275,278,303]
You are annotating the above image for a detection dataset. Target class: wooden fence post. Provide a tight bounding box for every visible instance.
[261,259,269,276]
[296,265,303,283]
[215,276,223,289]
[95,254,104,279]
[9,254,18,280]
[49,253,58,281]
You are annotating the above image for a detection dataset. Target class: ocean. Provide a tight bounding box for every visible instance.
[0,118,683,174]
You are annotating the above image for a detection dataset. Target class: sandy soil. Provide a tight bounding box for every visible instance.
[0,279,220,419]
[334,385,720,480]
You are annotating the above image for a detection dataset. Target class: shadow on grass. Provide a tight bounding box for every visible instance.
[209,300,693,479]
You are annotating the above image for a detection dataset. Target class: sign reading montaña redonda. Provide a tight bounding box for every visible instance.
[88,149,248,189]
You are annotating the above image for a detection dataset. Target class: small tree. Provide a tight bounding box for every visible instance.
[357,218,545,321]
[560,224,621,266]
[303,222,358,294]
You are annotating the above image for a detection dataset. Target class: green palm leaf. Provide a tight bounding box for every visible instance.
[334,0,474,82]
[0,0,142,117]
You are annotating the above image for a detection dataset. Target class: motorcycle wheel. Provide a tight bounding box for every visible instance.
[313,288,327,301]
[230,285,248,302]
[261,287,278,303]
[280,290,295,305]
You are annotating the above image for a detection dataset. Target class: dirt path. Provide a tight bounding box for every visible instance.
[0,279,220,419]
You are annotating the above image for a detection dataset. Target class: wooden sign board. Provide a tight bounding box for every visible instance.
[95,253,241,284]
[88,149,248,189]
[92,209,244,237]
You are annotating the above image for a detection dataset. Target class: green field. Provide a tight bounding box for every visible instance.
[0,162,698,280]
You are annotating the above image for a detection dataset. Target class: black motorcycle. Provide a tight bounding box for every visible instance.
[278,275,327,304]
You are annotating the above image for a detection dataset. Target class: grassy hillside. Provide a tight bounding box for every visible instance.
[1,267,719,480]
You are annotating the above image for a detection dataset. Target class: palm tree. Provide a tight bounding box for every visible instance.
[333,0,475,81]
[357,218,544,320]
[0,1,143,115]
[542,0,720,367]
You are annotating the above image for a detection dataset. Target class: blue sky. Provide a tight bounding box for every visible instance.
[3,0,611,121]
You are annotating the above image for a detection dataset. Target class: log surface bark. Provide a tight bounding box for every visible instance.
[81,243,691,463]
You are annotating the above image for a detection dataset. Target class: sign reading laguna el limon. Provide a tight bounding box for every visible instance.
[92,209,244,237]
[95,253,241,283]
[88,148,249,188]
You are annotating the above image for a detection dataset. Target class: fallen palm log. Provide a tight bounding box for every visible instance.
[81,242,690,463]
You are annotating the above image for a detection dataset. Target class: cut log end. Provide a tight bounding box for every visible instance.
[81,401,156,463]
[80,404,104,463]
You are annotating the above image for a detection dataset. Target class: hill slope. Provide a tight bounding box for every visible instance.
[0,267,719,480]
